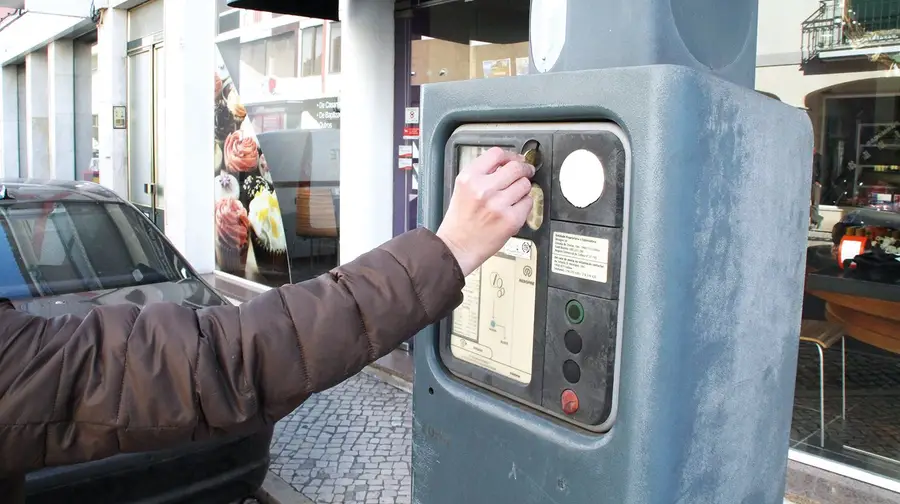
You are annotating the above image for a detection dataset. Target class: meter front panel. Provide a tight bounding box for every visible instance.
[440,122,629,432]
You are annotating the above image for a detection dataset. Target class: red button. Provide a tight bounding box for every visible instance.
[561,389,579,415]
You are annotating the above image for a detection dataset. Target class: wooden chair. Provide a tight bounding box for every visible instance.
[295,187,339,270]
[799,319,846,448]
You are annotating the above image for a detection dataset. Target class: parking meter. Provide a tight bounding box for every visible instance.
[413,2,813,504]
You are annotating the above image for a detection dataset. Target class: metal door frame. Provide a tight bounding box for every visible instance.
[126,32,165,229]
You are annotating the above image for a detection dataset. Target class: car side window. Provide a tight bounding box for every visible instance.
[0,201,190,299]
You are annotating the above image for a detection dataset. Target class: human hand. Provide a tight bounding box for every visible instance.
[437,147,535,276]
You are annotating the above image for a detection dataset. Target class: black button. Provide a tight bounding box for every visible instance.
[563,359,581,384]
[564,330,583,354]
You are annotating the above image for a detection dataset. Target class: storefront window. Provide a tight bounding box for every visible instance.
[396,0,530,234]
[776,0,900,483]
[329,22,341,74]
[214,5,340,287]
[300,25,324,77]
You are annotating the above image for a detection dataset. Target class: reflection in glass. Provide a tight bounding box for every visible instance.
[301,25,324,77]
[781,0,900,482]
[0,201,197,299]
[329,22,342,74]
[399,1,530,234]
[215,12,340,287]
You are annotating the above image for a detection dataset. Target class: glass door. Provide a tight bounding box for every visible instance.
[126,39,165,230]
[153,43,165,226]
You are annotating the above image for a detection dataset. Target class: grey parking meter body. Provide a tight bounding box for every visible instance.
[413,1,813,503]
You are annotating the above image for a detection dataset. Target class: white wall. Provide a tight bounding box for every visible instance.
[756,0,820,66]
[48,39,75,179]
[338,0,394,264]
[16,65,25,177]
[235,18,343,105]
[0,11,93,66]
[24,0,94,17]
[74,39,95,180]
[0,65,18,178]
[95,7,128,196]
[163,0,216,273]
[24,49,49,178]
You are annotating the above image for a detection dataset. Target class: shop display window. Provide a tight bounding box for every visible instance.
[395,0,530,234]
[214,5,340,287]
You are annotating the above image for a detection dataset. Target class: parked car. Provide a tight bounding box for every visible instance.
[0,180,273,503]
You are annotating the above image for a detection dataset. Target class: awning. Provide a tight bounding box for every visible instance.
[226,0,339,20]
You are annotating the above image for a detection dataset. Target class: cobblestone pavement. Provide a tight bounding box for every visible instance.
[269,372,412,503]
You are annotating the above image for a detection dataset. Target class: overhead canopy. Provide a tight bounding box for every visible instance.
[226,0,339,20]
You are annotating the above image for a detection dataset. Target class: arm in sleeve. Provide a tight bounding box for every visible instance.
[0,228,464,473]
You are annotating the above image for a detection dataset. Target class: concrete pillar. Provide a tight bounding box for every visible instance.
[48,39,75,180]
[24,50,50,179]
[0,65,18,178]
[338,0,395,264]
[96,8,128,196]
[163,0,216,273]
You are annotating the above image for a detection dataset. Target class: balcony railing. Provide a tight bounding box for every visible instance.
[802,0,900,62]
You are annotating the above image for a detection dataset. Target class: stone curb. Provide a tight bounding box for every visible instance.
[362,364,413,394]
[256,471,315,504]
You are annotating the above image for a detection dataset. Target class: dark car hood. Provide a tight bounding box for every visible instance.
[11,278,227,318]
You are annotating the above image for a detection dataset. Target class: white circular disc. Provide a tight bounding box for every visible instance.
[559,149,605,208]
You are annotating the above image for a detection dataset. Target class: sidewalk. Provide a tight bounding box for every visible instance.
[259,356,816,504]
[211,282,879,504]
[262,352,804,504]
[267,369,413,504]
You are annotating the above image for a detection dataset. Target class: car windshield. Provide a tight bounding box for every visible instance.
[0,200,196,299]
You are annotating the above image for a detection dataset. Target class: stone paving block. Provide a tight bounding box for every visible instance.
[270,372,412,503]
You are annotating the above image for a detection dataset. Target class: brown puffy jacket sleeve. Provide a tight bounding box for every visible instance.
[0,228,464,474]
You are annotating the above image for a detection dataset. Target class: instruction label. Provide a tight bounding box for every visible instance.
[451,237,537,385]
[551,232,609,283]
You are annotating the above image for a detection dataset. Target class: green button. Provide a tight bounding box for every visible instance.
[565,300,584,325]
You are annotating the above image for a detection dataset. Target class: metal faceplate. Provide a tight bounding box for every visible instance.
[440,123,630,432]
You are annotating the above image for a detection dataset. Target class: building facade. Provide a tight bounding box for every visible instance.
[0,0,898,500]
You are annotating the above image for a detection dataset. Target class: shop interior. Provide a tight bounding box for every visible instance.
[803,77,900,480]
[397,0,530,233]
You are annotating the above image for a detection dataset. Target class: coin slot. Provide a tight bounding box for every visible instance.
[526,183,545,230]
[521,139,543,171]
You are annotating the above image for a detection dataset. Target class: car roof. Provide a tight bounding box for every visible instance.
[0,179,122,204]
